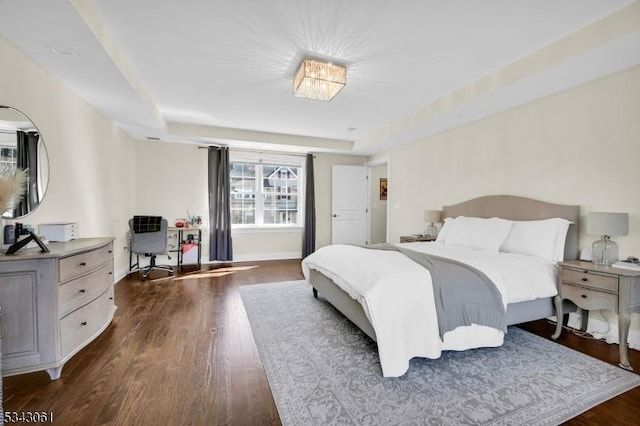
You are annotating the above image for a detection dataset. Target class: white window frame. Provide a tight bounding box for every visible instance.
[230,151,305,230]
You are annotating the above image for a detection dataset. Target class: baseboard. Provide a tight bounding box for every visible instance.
[232,251,302,262]
[114,267,130,284]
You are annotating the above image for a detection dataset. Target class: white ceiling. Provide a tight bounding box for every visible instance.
[0,0,636,155]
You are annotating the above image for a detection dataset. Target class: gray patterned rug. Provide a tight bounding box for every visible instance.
[239,281,640,426]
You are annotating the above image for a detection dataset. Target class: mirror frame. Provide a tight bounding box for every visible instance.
[0,106,50,219]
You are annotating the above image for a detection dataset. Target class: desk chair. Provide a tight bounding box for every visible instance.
[129,216,173,280]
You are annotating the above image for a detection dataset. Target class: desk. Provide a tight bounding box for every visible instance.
[168,227,203,270]
[128,228,203,273]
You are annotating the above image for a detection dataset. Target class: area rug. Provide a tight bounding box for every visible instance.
[239,281,640,426]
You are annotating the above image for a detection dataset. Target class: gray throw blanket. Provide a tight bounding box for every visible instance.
[360,243,506,338]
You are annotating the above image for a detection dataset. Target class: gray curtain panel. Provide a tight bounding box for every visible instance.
[14,130,39,217]
[208,146,233,261]
[302,154,316,258]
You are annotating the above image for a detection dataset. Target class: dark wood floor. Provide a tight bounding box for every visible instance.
[3,260,639,425]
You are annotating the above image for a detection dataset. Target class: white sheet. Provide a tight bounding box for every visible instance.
[301,242,558,377]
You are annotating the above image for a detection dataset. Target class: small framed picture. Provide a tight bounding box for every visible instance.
[379,178,388,200]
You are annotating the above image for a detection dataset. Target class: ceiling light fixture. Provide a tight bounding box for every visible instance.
[293,58,346,101]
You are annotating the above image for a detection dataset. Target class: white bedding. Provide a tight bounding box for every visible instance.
[301,242,558,377]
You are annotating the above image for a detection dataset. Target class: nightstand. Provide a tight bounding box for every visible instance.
[399,235,436,243]
[552,260,640,370]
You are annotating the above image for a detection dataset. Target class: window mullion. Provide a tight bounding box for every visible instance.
[256,164,263,226]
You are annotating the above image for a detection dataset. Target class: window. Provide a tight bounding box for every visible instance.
[0,131,17,170]
[230,156,303,227]
[0,146,17,169]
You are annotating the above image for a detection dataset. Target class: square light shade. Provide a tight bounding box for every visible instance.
[293,59,346,101]
[586,212,629,237]
[424,210,442,224]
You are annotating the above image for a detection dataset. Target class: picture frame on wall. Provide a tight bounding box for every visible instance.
[379,178,387,200]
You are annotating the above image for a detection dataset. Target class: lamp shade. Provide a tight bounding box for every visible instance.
[586,212,629,237]
[424,210,442,224]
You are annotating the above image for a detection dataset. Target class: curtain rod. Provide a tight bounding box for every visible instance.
[197,145,315,158]
[0,129,37,134]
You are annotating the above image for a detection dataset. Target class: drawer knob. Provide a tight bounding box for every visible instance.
[581,277,588,282]
[79,289,86,293]
[108,250,112,254]
[581,294,588,299]
[109,297,114,300]
[108,272,113,275]
[80,262,87,266]
[81,321,87,326]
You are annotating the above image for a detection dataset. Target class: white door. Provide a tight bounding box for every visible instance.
[332,165,368,244]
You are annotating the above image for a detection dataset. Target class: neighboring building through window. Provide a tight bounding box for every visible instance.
[230,153,303,227]
[0,131,17,170]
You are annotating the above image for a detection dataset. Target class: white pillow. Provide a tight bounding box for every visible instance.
[435,217,455,243]
[500,218,571,262]
[444,217,513,252]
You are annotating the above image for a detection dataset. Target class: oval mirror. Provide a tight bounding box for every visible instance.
[0,106,49,218]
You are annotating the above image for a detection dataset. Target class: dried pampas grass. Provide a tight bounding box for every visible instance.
[0,168,28,213]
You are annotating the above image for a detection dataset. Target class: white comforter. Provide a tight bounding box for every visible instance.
[301,242,558,377]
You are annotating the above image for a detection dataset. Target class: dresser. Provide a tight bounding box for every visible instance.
[552,260,640,370]
[0,237,116,380]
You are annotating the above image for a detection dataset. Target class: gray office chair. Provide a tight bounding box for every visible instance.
[129,216,174,280]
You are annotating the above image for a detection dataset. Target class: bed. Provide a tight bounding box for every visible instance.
[302,195,580,377]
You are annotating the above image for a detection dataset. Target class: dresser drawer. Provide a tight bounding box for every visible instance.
[60,286,114,357]
[58,265,112,317]
[59,243,113,283]
[561,268,618,293]
[561,283,618,312]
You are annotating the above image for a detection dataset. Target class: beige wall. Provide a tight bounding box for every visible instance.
[386,66,640,258]
[232,229,303,261]
[369,163,387,244]
[0,34,136,279]
[134,140,208,222]
[133,140,209,262]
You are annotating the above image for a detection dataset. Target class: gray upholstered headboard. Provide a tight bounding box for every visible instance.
[442,195,580,260]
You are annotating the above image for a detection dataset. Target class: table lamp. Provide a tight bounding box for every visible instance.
[587,212,628,265]
[424,210,442,238]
